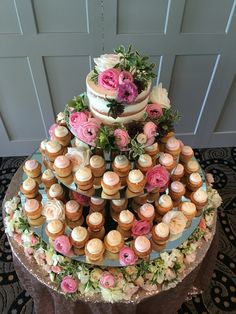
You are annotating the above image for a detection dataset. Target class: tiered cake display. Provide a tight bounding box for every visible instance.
[4,46,221,301]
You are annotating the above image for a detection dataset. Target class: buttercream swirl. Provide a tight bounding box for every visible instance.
[54,125,68,137]
[49,184,63,198]
[22,178,36,191]
[88,212,103,225]
[134,236,151,252]
[46,140,62,153]
[181,146,193,156]
[158,194,172,208]
[186,160,199,172]
[54,155,70,168]
[128,169,144,183]
[138,154,152,167]
[181,202,196,215]
[91,197,104,205]
[75,167,92,182]
[159,153,174,166]
[112,199,126,206]
[172,164,184,176]
[170,181,184,193]
[189,172,202,184]
[25,199,39,212]
[47,219,64,233]
[86,238,103,254]
[65,200,80,213]
[166,137,180,151]
[40,139,47,150]
[90,155,105,168]
[114,155,129,168]
[119,210,134,224]
[25,159,38,171]
[103,171,119,185]
[42,169,54,180]
[140,203,154,218]
[106,230,122,246]
[154,222,170,238]
[193,189,208,203]
[144,142,158,152]
[71,226,87,242]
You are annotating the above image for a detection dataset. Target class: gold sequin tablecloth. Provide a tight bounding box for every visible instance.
[3,163,219,314]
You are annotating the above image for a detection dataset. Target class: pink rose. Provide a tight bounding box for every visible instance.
[131,220,151,238]
[146,104,163,119]
[30,234,38,246]
[146,165,169,192]
[119,71,133,84]
[61,276,78,293]
[51,265,62,274]
[54,235,72,255]
[119,247,138,266]
[69,111,89,129]
[70,191,90,206]
[76,118,101,146]
[114,128,130,149]
[98,68,119,90]
[99,272,115,289]
[117,82,138,104]
[199,218,207,231]
[143,121,157,140]
[49,123,58,140]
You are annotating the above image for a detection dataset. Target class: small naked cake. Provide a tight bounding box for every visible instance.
[170,163,185,181]
[169,181,186,201]
[20,178,38,199]
[54,125,71,147]
[24,199,42,220]
[101,171,121,196]
[46,219,65,240]
[90,197,106,212]
[86,212,104,232]
[185,160,200,176]
[127,169,146,193]
[165,137,181,159]
[110,198,128,213]
[158,153,176,173]
[117,210,135,238]
[144,142,159,158]
[104,230,124,254]
[70,226,89,255]
[186,172,203,191]
[65,200,82,222]
[190,188,208,213]
[53,155,72,178]
[155,194,173,216]
[45,140,65,162]
[89,155,106,177]
[85,238,105,262]
[75,167,94,191]
[151,222,170,249]
[135,154,153,174]
[47,183,65,202]
[180,145,194,163]
[179,201,197,227]
[23,159,41,178]
[138,203,155,222]
[112,155,131,185]
[133,235,152,259]
[41,169,57,189]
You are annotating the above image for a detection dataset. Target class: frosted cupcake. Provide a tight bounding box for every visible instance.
[54,155,72,177]
[186,172,203,191]
[135,154,153,174]
[179,201,197,223]
[23,159,41,178]
[104,230,124,254]
[112,155,131,186]
[65,200,82,221]
[48,183,65,202]
[24,199,42,220]
[158,153,176,172]
[190,188,208,212]
[40,139,47,156]
[155,194,173,216]
[144,142,159,158]
[151,222,170,246]
[133,193,148,205]
[41,169,57,188]
[75,167,94,191]
[111,198,128,213]
[86,212,104,232]
[89,155,106,177]
[127,170,146,193]
[185,160,200,176]
[70,226,89,249]
[46,219,65,240]
[54,125,71,147]
[133,236,152,259]
[118,210,135,230]
[90,197,106,212]
[101,171,121,196]
[169,181,186,200]
[85,238,105,262]
[45,140,64,162]
[20,178,38,199]
[180,146,194,163]
[138,203,155,222]
[170,163,185,181]
[165,137,181,158]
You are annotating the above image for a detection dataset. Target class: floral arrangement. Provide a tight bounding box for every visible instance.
[4,186,221,302]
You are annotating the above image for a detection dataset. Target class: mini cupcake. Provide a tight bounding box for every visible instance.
[75,167,94,191]
[110,198,128,213]
[112,155,131,179]
[24,199,42,219]
[133,235,152,259]
[40,139,47,156]
[169,181,186,200]
[90,197,106,212]
[65,200,82,221]
[89,155,106,177]
[151,222,170,246]
[86,212,104,232]
[54,125,71,147]
[20,178,38,199]
[101,171,121,196]
[180,146,194,163]
[133,193,148,205]
[47,183,65,202]
[23,159,41,178]
[45,140,65,162]
[186,172,203,191]
[179,201,197,223]
[170,163,185,181]
[144,142,159,158]
[85,238,105,262]
[138,203,155,222]
[155,194,173,216]
[104,230,124,254]
[185,160,200,176]
[127,170,146,193]
[70,226,89,249]
[158,153,176,173]
[135,154,153,174]
[45,219,65,240]
[160,131,174,144]
[54,155,72,177]
[41,169,57,188]
[165,137,181,158]
[118,210,135,230]
[190,188,208,211]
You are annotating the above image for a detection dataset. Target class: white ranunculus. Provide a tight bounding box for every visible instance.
[4,200,18,214]
[94,54,120,73]
[42,199,65,221]
[66,146,91,172]
[149,83,171,109]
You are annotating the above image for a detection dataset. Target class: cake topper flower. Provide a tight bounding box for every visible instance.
[131,220,151,238]
[98,68,120,90]
[117,82,138,104]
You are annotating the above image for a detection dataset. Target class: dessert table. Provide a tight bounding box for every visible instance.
[3,163,219,314]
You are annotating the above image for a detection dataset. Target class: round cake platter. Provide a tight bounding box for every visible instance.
[20,150,206,267]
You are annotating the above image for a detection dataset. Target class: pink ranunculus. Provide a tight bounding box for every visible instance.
[131,220,151,238]
[51,265,62,274]
[69,111,89,129]
[76,118,100,146]
[61,276,78,293]
[143,121,157,140]
[117,82,138,104]
[99,272,115,289]
[199,218,207,231]
[118,71,133,85]
[145,165,170,192]
[98,68,120,90]
[70,191,90,206]
[146,103,163,119]
[119,247,138,266]
[30,234,38,246]
[49,123,58,140]
[54,235,72,255]
[114,128,130,149]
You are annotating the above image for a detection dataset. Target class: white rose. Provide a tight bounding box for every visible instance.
[4,200,17,214]
[149,83,171,109]
[94,54,120,73]
[56,112,66,123]
[42,199,65,221]
[66,147,91,172]
[162,211,187,235]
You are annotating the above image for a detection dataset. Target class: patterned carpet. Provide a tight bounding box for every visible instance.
[0,148,236,314]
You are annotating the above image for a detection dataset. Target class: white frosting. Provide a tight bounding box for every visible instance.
[138,154,152,167]
[106,230,122,246]
[193,189,208,203]
[71,226,87,242]
[112,199,126,206]
[140,203,155,218]
[189,173,202,184]
[24,160,38,171]
[170,181,184,193]
[114,155,129,168]
[159,153,174,166]
[172,164,184,176]
[86,239,103,254]
[42,169,54,180]
[88,212,103,225]
[90,155,105,168]
[186,160,199,172]
[154,223,170,237]
[75,167,92,181]
[158,195,172,208]
[49,184,63,198]
[47,220,63,233]
[54,125,68,137]
[181,146,193,155]
[134,236,151,252]
[119,210,134,224]
[145,142,158,152]
[22,178,36,191]
[91,197,104,205]
[66,200,80,213]
[181,202,196,215]
[128,169,144,183]
[46,141,61,153]
[40,139,47,150]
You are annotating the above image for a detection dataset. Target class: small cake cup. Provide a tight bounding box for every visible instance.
[104,230,124,254]
[138,203,155,222]
[164,137,181,159]
[180,146,194,163]
[24,199,42,220]
[178,201,197,227]
[110,198,128,213]
[190,189,208,212]
[86,212,105,232]
[127,170,146,193]
[144,142,159,158]
[47,183,65,202]
[23,160,42,178]
[151,222,170,246]
[70,226,89,249]
[101,171,121,196]
[184,160,200,176]
[135,154,153,174]
[20,178,38,199]
[169,181,186,201]
[90,155,106,177]
[133,236,152,259]
[117,210,135,230]
[158,153,177,173]
[45,220,65,240]
[87,226,105,240]
[75,167,94,191]
[90,197,106,212]
[54,125,72,147]
[41,169,57,188]
[186,172,203,192]
[85,238,105,262]
[53,155,72,177]
[45,140,65,162]
[65,200,82,221]
[170,163,185,181]
[155,194,173,216]
[112,155,131,178]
